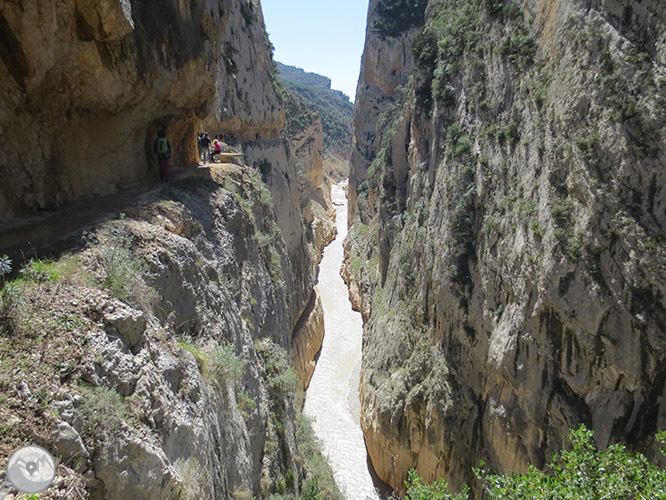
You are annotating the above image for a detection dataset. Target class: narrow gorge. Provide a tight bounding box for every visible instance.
[1,0,665,499]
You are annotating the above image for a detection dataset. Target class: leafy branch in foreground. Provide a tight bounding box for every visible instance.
[404,425,666,499]
[405,469,468,499]
[477,426,666,499]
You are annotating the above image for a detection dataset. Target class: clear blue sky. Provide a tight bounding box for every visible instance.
[261,0,369,101]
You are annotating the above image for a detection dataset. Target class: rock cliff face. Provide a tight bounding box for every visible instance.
[0,1,336,498]
[347,0,417,225]
[0,167,321,499]
[240,137,334,389]
[0,0,281,222]
[347,0,666,493]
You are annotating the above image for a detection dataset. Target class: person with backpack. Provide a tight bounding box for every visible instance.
[153,130,172,182]
[197,132,204,165]
[200,133,211,163]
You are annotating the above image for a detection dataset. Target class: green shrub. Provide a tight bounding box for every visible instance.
[236,390,257,420]
[0,256,32,336]
[210,343,246,386]
[413,27,438,68]
[20,258,60,283]
[429,0,479,73]
[0,281,22,335]
[497,32,536,65]
[373,0,428,39]
[550,197,573,227]
[478,426,666,499]
[93,221,158,308]
[531,221,543,239]
[295,414,343,500]
[573,129,601,166]
[405,469,469,499]
[405,426,666,499]
[176,337,207,372]
[350,257,362,278]
[75,385,127,438]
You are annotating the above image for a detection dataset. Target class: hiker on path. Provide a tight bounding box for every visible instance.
[153,130,172,182]
[197,133,204,164]
[211,136,222,162]
[200,133,211,163]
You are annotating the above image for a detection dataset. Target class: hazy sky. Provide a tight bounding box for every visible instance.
[261,0,369,101]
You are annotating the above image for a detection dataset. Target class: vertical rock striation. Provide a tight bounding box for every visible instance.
[347,0,666,494]
[347,0,418,225]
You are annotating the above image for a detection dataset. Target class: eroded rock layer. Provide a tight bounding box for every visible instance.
[0,0,282,221]
[347,0,666,493]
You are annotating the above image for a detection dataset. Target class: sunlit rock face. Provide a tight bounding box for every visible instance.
[0,1,341,497]
[347,0,418,226]
[0,0,282,221]
[347,0,666,494]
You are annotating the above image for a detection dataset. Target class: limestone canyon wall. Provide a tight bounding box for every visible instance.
[347,0,666,493]
[347,0,417,225]
[0,0,282,222]
[0,1,334,498]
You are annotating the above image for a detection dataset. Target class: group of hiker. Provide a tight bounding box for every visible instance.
[152,130,240,182]
[198,132,236,164]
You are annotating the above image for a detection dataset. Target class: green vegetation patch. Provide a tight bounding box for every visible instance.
[277,73,353,157]
[75,385,127,439]
[292,414,344,500]
[373,0,428,39]
[405,426,666,499]
[88,217,158,308]
[210,343,247,386]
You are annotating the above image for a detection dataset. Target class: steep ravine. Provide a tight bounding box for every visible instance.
[346,0,666,494]
[304,183,379,500]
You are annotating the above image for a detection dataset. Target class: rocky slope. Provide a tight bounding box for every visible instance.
[0,166,333,500]
[346,0,666,494]
[0,1,339,498]
[277,62,354,172]
[0,0,281,222]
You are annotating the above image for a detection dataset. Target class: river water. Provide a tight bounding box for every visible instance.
[303,182,380,500]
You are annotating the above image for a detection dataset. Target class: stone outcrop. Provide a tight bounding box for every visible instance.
[292,120,330,212]
[347,0,417,225]
[347,0,666,494]
[291,289,326,391]
[0,0,282,222]
[0,166,328,500]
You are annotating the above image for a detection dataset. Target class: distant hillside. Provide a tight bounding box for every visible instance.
[277,62,353,175]
[276,62,331,89]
